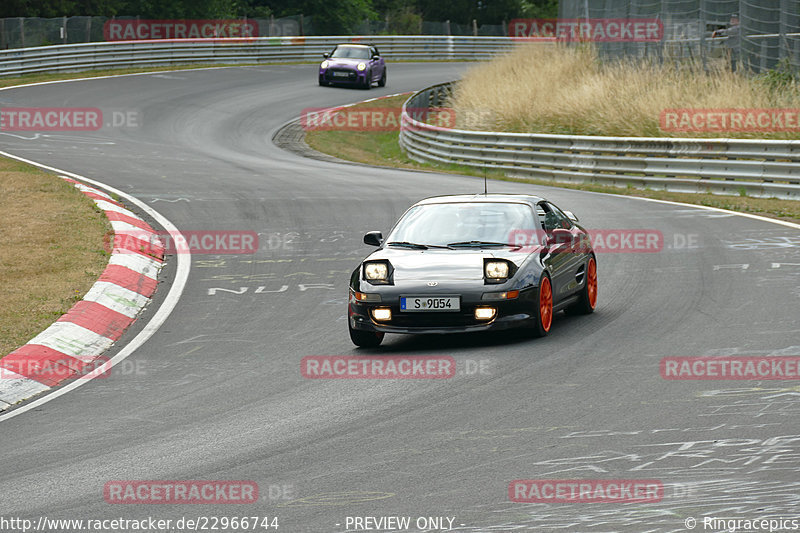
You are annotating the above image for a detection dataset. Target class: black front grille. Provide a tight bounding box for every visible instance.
[389,309,480,328]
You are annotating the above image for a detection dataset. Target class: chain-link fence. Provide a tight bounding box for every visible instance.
[355,18,507,36]
[0,15,310,49]
[0,15,511,50]
[558,0,800,73]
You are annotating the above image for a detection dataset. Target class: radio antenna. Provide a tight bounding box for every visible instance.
[483,166,488,195]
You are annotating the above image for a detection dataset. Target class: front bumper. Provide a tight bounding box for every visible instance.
[320,68,367,84]
[349,284,539,335]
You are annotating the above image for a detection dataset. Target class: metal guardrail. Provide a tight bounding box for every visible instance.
[400,82,800,200]
[0,36,515,77]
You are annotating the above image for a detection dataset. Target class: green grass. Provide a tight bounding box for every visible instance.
[0,158,111,357]
[0,63,273,88]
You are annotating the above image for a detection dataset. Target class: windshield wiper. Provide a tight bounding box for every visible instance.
[387,241,428,249]
[387,241,451,250]
[446,241,522,249]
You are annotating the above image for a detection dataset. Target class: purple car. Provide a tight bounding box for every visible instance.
[319,44,386,89]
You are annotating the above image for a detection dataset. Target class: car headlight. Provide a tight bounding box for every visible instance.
[485,260,510,279]
[357,62,366,71]
[321,60,329,69]
[364,261,389,281]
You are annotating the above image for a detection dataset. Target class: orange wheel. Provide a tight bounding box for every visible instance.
[540,276,553,332]
[529,274,553,337]
[587,257,597,309]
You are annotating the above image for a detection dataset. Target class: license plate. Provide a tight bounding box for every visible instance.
[333,71,350,77]
[400,296,460,312]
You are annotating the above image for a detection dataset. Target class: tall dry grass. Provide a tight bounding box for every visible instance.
[449,44,800,139]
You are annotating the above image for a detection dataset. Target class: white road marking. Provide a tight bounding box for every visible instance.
[609,194,800,231]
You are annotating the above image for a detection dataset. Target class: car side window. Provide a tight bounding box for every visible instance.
[546,202,572,229]
[537,203,560,232]
[536,204,548,230]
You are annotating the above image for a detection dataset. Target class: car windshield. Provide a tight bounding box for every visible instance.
[387,202,537,247]
[330,46,371,59]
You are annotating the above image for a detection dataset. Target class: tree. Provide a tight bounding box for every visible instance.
[0,0,557,26]
[269,0,375,34]
[520,0,557,18]
[414,0,528,25]
[117,0,240,18]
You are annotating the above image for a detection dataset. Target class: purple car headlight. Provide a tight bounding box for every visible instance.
[320,60,329,69]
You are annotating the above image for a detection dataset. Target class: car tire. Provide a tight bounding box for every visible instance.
[378,68,386,87]
[565,256,597,316]
[349,323,384,347]
[362,70,372,90]
[318,75,327,86]
[529,274,554,337]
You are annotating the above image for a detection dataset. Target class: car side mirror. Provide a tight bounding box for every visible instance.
[364,231,383,246]
[372,54,380,60]
[547,228,572,247]
[563,210,579,222]
[322,52,329,58]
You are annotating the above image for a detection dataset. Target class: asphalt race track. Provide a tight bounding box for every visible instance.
[1,63,800,532]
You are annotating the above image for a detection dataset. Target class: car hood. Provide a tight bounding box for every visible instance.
[324,58,365,68]
[366,248,526,281]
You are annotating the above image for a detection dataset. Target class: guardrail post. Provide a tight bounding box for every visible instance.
[19,17,24,48]
[472,19,477,36]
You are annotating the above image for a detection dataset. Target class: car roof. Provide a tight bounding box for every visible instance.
[335,43,371,48]
[414,193,547,207]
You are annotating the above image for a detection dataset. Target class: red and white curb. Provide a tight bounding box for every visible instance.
[0,177,164,411]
